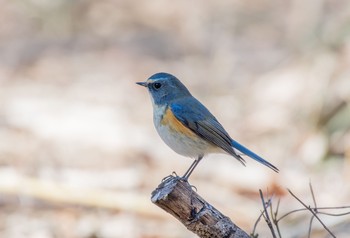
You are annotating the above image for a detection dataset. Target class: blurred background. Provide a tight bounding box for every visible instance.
[0,0,349,237]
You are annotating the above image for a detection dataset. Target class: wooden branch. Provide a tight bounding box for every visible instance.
[151,175,250,238]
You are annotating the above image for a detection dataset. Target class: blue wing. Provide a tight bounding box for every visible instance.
[170,98,245,165]
[170,97,279,172]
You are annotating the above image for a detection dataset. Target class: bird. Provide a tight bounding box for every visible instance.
[136,72,278,180]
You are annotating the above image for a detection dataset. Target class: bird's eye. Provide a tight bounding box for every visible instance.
[153,82,162,89]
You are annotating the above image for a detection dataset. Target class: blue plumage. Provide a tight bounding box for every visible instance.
[231,139,278,172]
[137,72,279,179]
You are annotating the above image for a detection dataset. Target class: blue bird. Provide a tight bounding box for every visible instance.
[137,72,278,180]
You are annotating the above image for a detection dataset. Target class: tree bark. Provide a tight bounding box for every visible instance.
[151,175,250,238]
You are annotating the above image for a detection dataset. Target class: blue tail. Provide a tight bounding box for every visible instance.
[231,139,279,172]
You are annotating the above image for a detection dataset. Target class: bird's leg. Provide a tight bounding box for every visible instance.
[182,155,203,180]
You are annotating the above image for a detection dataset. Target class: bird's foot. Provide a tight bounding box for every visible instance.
[161,171,180,182]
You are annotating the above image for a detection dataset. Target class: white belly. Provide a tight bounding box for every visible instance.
[152,104,218,158]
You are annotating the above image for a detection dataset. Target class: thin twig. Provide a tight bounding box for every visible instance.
[287,189,336,238]
[274,198,280,219]
[317,211,350,216]
[308,215,315,238]
[252,191,274,237]
[251,209,265,237]
[272,199,282,238]
[308,182,317,238]
[253,186,350,237]
[259,189,277,238]
[252,196,272,237]
[277,206,350,222]
[309,182,317,212]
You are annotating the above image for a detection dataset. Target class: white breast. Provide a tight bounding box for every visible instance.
[152,103,219,158]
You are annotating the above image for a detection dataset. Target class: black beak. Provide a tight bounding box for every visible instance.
[136,82,147,87]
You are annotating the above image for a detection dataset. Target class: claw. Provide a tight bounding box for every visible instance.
[161,171,180,182]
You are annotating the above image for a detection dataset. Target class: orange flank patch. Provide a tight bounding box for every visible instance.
[161,107,196,137]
